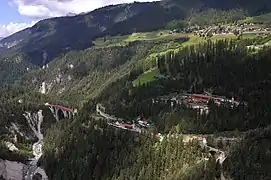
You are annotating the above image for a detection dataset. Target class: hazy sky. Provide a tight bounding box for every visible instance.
[0,0,157,37]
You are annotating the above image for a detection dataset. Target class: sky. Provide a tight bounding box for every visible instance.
[0,0,157,37]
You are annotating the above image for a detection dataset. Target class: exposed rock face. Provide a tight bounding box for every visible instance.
[39,82,47,94]
[0,159,27,180]
[4,142,18,152]
[24,110,48,180]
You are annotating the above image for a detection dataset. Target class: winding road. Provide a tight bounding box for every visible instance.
[96,103,231,179]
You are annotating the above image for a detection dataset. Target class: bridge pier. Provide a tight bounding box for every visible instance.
[48,106,59,121]
[63,111,70,119]
[47,104,74,121]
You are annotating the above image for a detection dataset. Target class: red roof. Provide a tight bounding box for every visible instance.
[53,105,73,112]
[123,124,133,127]
[153,135,162,140]
[192,94,211,99]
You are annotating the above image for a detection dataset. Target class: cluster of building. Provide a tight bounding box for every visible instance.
[96,104,154,133]
[96,91,245,139]
[193,24,271,37]
[107,117,153,133]
[155,92,244,115]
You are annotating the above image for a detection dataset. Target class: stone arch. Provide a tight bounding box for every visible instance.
[52,106,57,114]
[33,173,42,180]
[57,109,65,120]
[209,150,216,156]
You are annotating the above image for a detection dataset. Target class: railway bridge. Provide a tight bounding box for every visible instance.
[45,103,75,121]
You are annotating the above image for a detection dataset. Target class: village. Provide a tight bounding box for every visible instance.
[96,91,245,137]
[170,22,271,38]
[155,92,245,115]
[96,104,154,134]
[193,23,271,37]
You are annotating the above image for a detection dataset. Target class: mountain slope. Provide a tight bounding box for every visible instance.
[19,41,159,106]
[165,0,271,13]
[1,0,271,67]
[0,2,184,66]
[1,1,271,178]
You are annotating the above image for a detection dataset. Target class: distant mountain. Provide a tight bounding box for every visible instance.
[164,0,271,14]
[0,0,271,66]
[0,2,184,66]
[0,37,3,40]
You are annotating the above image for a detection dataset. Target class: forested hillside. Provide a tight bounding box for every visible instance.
[35,39,271,179]
[19,41,164,105]
[165,0,271,14]
[1,0,271,67]
[40,115,218,180]
[1,0,271,179]
[94,39,271,132]
[224,126,271,179]
[0,86,59,162]
[0,1,184,66]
